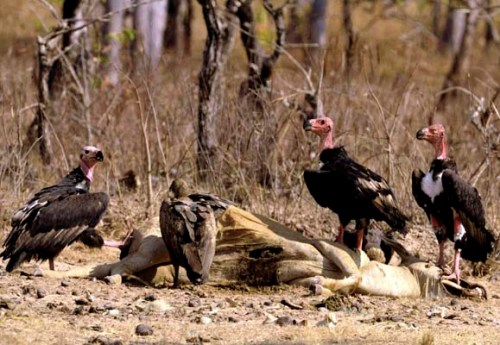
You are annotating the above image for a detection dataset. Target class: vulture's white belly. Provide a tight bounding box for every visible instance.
[421,171,443,202]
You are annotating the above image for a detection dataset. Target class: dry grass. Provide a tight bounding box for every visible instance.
[0,5,499,342]
[0,1,499,252]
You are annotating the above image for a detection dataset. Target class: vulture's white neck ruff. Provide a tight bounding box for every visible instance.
[421,171,443,202]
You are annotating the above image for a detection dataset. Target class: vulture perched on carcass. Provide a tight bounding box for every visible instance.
[412,124,495,283]
[0,146,117,272]
[303,116,408,251]
[159,179,231,287]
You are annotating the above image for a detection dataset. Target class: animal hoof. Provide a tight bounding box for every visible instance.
[34,268,44,277]
[309,284,324,296]
[104,274,122,285]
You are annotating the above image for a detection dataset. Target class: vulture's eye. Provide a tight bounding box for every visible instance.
[319,120,325,125]
[84,150,89,154]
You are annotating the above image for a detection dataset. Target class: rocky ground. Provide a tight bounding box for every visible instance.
[0,245,499,345]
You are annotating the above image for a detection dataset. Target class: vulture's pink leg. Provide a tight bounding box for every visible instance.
[430,216,445,266]
[336,225,344,244]
[103,240,125,248]
[443,215,465,283]
[437,241,446,267]
[49,258,55,271]
[355,228,364,251]
[442,250,461,283]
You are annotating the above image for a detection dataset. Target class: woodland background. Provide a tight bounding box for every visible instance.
[0,0,499,261]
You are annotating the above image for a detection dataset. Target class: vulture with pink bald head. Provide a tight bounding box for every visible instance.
[303,116,408,252]
[412,124,495,284]
[1,146,117,272]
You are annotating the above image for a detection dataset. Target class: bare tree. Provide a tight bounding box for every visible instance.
[229,0,286,108]
[133,0,169,75]
[342,0,355,78]
[164,0,194,57]
[308,0,330,66]
[439,2,467,54]
[435,0,484,113]
[101,0,129,86]
[196,0,234,179]
[432,0,441,36]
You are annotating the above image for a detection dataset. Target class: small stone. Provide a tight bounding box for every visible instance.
[72,306,85,315]
[91,325,103,332]
[61,280,71,287]
[71,290,78,296]
[144,293,156,302]
[36,288,47,299]
[390,315,403,322]
[89,306,105,314]
[299,319,310,326]
[86,335,123,345]
[107,309,120,316]
[135,324,153,336]
[0,297,16,310]
[228,316,239,323]
[33,268,44,277]
[199,316,212,324]
[148,300,171,313]
[276,315,294,326]
[263,313,277,324]
[263,300,273,306]
[75,298,90,306]
[450,299,459,306]
[188,299,201,308]
[225,297,238,308]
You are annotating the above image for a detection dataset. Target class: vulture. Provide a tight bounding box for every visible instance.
[159,179,231,287]
[0,146,117,272]
[303,116,408,251]
[412,124,495,283]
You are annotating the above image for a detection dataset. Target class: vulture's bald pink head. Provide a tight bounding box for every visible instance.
[416,124,447,160]
[304,116,335,152]
[80,146,104,181]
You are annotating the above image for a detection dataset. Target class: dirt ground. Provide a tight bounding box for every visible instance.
[0,244,499,345]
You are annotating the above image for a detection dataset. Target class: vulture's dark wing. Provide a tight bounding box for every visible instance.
[344,160,402,218]
[441,169,495,260]
[411,168,432,219]
[188,193,233,217]
[303,169,339,208]
[160,200,217,284]
[2,191,108,271]
[180,203,217,283]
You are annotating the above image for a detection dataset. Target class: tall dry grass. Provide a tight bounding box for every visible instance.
[0,1,498,262]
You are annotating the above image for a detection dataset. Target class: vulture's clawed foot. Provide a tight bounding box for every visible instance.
[441,271,460,284]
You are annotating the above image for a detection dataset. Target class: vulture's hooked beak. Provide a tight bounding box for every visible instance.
[95,151,104,161]
[303,119,313,131]
[416,128,427,140]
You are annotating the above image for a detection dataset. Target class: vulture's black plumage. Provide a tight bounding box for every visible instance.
[159,180,231,287]
[303,117,407,251]
[412,124,495,282]
[0,146,108,272]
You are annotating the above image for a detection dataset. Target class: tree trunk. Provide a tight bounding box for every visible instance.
[439,3,467,54]
[231,0,285,107]
[342,0,355,78]
[30,36,55,165]
[102,0,128,85]
[133,0,168,75]
[432,0,441,36]
[196,0,233,179]
[435,0,484,114]
[307,0,327,67]
[164,0,193,57]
